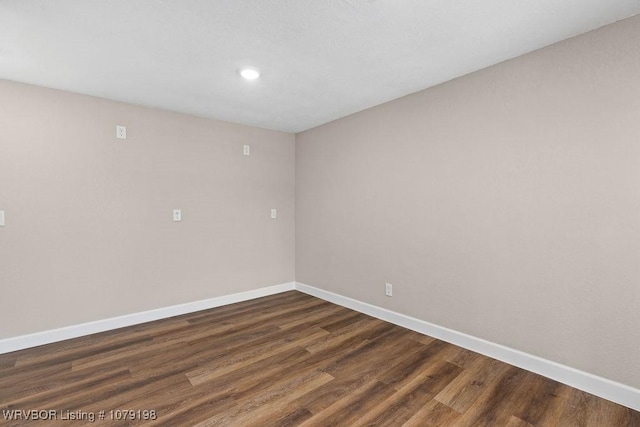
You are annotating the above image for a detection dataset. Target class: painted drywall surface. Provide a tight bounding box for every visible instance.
[296,15,640,388]
[0,81,295,338]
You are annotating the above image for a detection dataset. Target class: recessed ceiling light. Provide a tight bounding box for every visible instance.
[239,68,260,80]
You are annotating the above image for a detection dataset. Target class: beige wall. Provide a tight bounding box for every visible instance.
[296,15,640,389]
[0,80,295,338]
[1,13,639,392]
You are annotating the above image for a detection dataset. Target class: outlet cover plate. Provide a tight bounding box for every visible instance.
[116,125,127,139]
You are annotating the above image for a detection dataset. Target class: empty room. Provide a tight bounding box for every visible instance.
[1,1,639,425]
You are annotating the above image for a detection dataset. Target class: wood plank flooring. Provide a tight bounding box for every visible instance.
[1,291,638,426]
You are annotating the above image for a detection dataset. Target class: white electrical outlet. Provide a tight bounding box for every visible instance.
[271,209,277,219]
[116,125,127,139]
[173,209,182,221]
[385,283,393,297]
[0,210,4,227]
[243,145,250,155]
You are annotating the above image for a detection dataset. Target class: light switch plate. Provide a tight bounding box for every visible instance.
[173,209,182,221]
[243,145,250,155]
[0,210,4,227]
[271,209,277,219]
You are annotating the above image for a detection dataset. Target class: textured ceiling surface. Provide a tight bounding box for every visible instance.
[1,1,639,133]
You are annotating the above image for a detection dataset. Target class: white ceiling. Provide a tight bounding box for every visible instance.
[1,1,639,133]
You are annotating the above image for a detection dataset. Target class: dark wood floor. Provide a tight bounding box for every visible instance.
[1,291,638,426]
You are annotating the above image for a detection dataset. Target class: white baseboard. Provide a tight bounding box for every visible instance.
[2,280,637,411]
[295,282,640,412]
[0,282,295,355]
